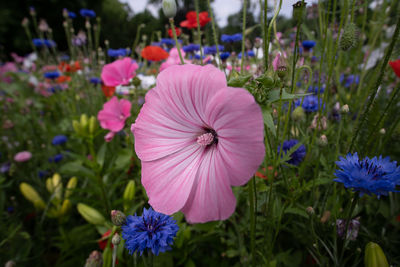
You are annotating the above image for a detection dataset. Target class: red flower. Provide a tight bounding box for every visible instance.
[58,61,81,73]
[98,229,113,250]
[180,11,211,29]
[141,46,169,61]
[101,84,116,98]
[56,75,71,83]
[168,27,181,38]
[389,59,400,78]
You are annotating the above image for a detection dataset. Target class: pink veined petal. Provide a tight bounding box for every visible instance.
[101,57,137,86]
[205,87,265,186]
[181,147,236,223]
[98,96,129,132]
[120,99,132,118]
[142,143,203,215]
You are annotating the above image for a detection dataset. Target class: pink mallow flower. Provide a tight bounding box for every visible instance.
[101,57,139,87]
[98,96,131,133]
[14,151,32,162]
[131,64,265,223]
[160,48,191,72]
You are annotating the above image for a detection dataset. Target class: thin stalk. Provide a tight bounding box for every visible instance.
[349,14,400,152]
[207,0,221,69]
[241,0,248,73]
[132,24,144,58]
[248,177,256,266]
[169,18,185,64]
[263,0,268,71]
[195,0,204,65]
[265,0,283,72]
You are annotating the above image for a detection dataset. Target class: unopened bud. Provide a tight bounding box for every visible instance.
[132,77,141,87]
[364,242,389,267]
[112,233,121,245]
[162,0,177,18]
[63,21,68,28]
[306,206,315,215]
[21,17,29,27]
[320,210,331,223]
[88,116,97,135]
[77,203,106,225]
[29,6,36,16]
[340,23,358,51]
[85,251,103,267]
[104,40,109,46]
[317,134,328,146]
[341,104,349,114]
[123,180,136,211]
[63,8,68,18]
[292,1,307,25]
[277,66,287,79]
[85,21,91,29]
[20,183,46,210]
[5,261,16,267]
[65,177,77,198]
[111,210,126,226]
[292,106,305,121]
[60,199,71,216]
[80,114,88,131]
[379,128,386,135]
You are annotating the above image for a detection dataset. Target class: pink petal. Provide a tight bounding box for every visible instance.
[142,143,203,215]
[181,148,236,223]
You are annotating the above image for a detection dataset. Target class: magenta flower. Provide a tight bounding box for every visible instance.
[98,96,131,132]
[101,57,139,87]
[14,151,32,162]
[131,64,265,223]
[160,48,191,72]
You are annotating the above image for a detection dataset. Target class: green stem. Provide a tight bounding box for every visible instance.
[263,0,268,71]
[240,0,247,73]
[207,0,221,69]
[132,24,144,58]
[265,0,283,71]
[195,0,204,65]
[248,177,256,266]
[349,13,400,152]
[169,18,185,65]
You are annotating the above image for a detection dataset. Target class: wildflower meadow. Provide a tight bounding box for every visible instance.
[1,0,400,266]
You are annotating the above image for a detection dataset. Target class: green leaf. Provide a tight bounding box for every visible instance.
[114,148,133,170]
[285,207,308,219]
[97,143,107,169]
[266,89,309,104]
[262,107,276,137]
[228,74,252,87]
[59,161,95,178]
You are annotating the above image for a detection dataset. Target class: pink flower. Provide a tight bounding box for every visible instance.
[98,96,131,132]
[131,64,265,223]
[160,48,191,72]
[104,131,116,142]
[101,57,139,87]
[272,53,281,71]
[14,151,32,162]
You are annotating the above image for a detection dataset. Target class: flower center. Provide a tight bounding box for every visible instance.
[197,129,218,147]
[358,159,383,179]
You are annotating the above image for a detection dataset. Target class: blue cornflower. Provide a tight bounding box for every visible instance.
[182,44,200,53]
[238,50,255,59]
[219,52,230,60]
[334,153,400,197]
[278,139,306,166]
[301,95,324,112]
[44,72,60,79]
[151,42,162,47]
[161,38,176,46]
[193,54,206,60]
[52,135,68,145]
[90,77,102,85]
[49,154,63,163]
[0,162,11,173]
[80,9,96,18]
[340,74,360,88]
[302,40,316,50]
[33,39,56,48]
[122,207,179,256]
[204,45,224,55]
[107,48,130,58]
[44,40,56,48]
[38,170,49,178]
[68,11,77,18]
[307,86,325,95]
[221,33,242,43]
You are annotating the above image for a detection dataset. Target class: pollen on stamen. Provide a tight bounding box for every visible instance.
[197,132,214,146]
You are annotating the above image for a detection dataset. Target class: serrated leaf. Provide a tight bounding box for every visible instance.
[228,74,252,87]
[285,207,308,218]
[266,89,309,104]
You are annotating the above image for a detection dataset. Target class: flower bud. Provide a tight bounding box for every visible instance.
[84,251,103,267]
[21,18,29,27]
[277,66,287,79]
[317,134,328,147]
[77,203,106,225]
[306,206,314,215]
[104,40,109,46]
[111,210,127,226]
[132,77,141,87]
[364,242,389,267]
[20,183,46,210]
[46,178,54,193]
[292,106,305,121]
[52,173,63,200]
[85,21,91,29]
[320,210,331,223]
[379,128,386,135]
[340,23,358,51]
[65,176,77,199]
[256,74,275,88]
[80,114,88,131]
[123,180,135,211]
[162,0,177,18]
[29,6,36,16]
[60,199,71,216]
[112,233,121,245]
[88,116,97,135]
[5,261,16,267]
[292,1,307,25]
[72,120,82,135]
[341,104,349,114]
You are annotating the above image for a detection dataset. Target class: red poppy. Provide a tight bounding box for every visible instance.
[389,59,400,78]
[98,229,113,250]
[58,61,81,73]
[102,84,116,97]
[56,75,71,83]
[180,11,211,29]
[255,166,277,180]
[141,46,169,61]
[168,27,181,38]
